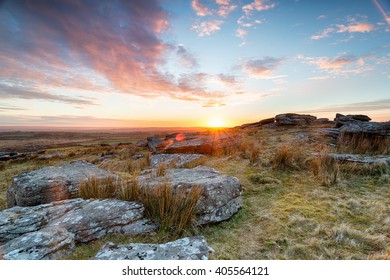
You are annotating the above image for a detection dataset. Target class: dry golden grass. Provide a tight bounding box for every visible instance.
[139,182,203,233]
[272,144,306,170]
[155,163,167,177]
[310,148,339,186]
[78,176,121,199]
[338,133,390,155]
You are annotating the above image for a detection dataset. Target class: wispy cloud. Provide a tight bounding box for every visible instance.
[216,0,237,17]
[236,28,247,38]
[0,103,26,112]
[176,45,199,68]
[192,19,224,36]
[0,84,97,107]
[242,57,285,79]
[191,0,211,17]
[300,54,373,76]
[311,17,375,40]
[242,0,276,15]
[304,99,390,113]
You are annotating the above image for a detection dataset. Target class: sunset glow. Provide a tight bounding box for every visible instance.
[0,0,389,128]
[208,118,226,128]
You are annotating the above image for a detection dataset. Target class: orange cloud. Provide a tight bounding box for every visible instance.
[191,0,211,17]
[243,0,276,15]
[192,20,224,36]
[336,22,375,33]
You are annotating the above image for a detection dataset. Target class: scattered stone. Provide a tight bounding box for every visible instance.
[7,160,119,207]
[149,154,205,168]
[94,236,211,260]
[131,154,145,160]
[0,150,46,161]
[322,153,390,165]
[275,113,317,125]
[149,132,237,155]
[0,227,75,260]
[334,113,371,128]
[340,121,390,136]
[99,143,110,147]
[0,198,157,259]
[313,118,330,124]
[147,137,163,153]
[136,140,148,147]
[95,155,114,163]
[137,166,242,225]
[238,117,275,129]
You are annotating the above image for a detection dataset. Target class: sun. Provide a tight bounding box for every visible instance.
[208,118,226,128]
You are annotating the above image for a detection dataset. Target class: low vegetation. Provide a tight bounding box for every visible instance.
[0,125,389,260]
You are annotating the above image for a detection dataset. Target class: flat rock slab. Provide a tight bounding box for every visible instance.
[94,236,211,260]
[323,153,390,165]
[149,154,205,168]
[7,160,119,207]
[275,113,317,125]
[137,166,243,225]
[0,199,157,259]
[147,132,237,155]
[0,227,75,260]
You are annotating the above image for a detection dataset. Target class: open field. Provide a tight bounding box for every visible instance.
[0,124,389,260]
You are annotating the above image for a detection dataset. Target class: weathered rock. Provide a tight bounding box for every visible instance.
[340,121,390,136]
[150,154,205,168]
[137,166,242,225]
[0,198,157,259]
[150,132,237,155]
[0,150,46,161]
[313,118,330,124]
[131,154,144,160]
[334,113,371,128]
[0,199,85,242]
[136,140,148,147]
[147,137,163,153]
[275,113,317,125]
[238,117,275,129]
[94,236,211,260]
[322,153,390,165]
[7,160,119,207]
[318,128,340,141]
[49,199,156,243]
[0,227,75,260]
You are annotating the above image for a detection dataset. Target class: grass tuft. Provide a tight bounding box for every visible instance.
[310,148,339,186]
[78,176,121,199]
[272,144,306,170]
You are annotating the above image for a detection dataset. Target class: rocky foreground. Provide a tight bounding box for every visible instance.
[1,112,389,260]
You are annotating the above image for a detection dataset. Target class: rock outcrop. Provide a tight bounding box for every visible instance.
[7,160,119,207]
[275,113,317,125]
[0,150,45,162]
[238,117,275,129]
[149,154,205,168]
[94,236,211,260]
[339,121,390,136]
[0,198,157,259]
[334,113,371,128]
[137,166,242,225]
[318,153,390,165]
[147,132,237,155]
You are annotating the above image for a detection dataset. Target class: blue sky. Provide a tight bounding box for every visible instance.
[0,0,389,127]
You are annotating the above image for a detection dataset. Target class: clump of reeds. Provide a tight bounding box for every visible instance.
[78,176,121,199]
[310,148,339,186]
[338,132,390,155]
[139,182,203,233]
[272,144,306,170]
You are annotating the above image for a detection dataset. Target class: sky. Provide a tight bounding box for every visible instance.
[0,0,389,128]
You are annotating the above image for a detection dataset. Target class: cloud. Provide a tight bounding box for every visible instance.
[216,0,237,17]
[191,0,211,17]
[243,0,276,15]
[242,57,284,79]
[0,84,97,106]
[305,99,390,113]
[300,54,374,76]
[0,103,26,111]
[192,20,224,36]
[176,45,199,68]
[0,0,236,107]
[311,18,375,40]
[336,22,375,33]
[317,15,327,20]
[236,28,247,38]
